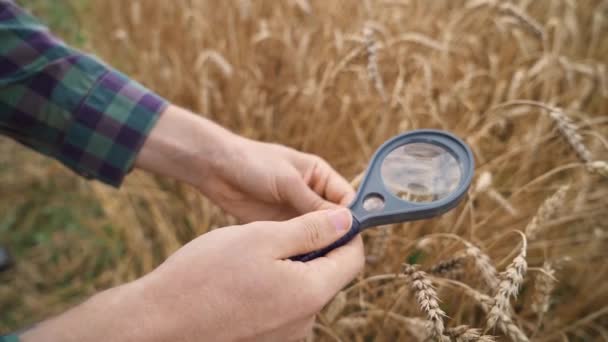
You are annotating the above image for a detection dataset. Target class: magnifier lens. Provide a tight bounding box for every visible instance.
[381,142,462,203]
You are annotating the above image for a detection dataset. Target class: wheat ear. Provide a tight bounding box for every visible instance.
[474,292,529,342]
[549,108,592,163]
[532,262,556,317]
[447,325,495,342]
[363,25,387,101]
[487,232,528,330]
[587,160,608,177]
[525,185,569,240]
[402,264,448,341]
[463,242,500,289]
[439,280,529,342]
[428,255,467,280]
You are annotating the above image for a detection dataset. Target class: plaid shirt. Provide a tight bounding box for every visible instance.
[0,1,167,187]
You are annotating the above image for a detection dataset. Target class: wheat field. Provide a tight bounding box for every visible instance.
[2,0,608,341]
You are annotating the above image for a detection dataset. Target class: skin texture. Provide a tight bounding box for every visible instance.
[20,105,364,341]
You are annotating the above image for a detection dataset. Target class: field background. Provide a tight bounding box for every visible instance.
[1,1,607,341]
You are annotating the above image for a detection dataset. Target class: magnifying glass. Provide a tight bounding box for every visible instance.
[290,129,475,262]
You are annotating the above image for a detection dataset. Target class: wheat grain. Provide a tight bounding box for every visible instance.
[402,264,448,341]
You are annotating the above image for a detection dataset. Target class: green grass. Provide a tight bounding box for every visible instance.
[0,173,122,329]
[18,0,88,45]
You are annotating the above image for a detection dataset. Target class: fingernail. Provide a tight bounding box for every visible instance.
[327,208,351,233]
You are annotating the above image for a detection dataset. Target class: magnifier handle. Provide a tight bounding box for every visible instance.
[289,217,361,262]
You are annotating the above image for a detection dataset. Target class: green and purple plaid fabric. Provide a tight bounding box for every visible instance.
[0,1,167,187]
[0,335,18,342]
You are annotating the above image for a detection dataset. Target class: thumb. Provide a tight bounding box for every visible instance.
[272,208,352,259]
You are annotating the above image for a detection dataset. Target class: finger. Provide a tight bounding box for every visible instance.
[305,234,365,295]
[282,172,335,214]
[312,160,356,206]
[326,171,356,206]
[268,208,352,259]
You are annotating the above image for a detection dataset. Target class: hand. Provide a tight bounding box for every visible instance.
[20,209,364,342]
[135,105,355,222]
[202,137,355,222]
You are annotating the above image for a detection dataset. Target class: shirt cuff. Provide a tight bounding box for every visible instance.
[57,62,168,187]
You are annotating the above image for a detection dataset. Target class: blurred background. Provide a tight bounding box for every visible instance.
[1,1,607,340]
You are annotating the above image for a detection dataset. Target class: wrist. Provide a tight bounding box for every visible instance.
[135,104,240,189]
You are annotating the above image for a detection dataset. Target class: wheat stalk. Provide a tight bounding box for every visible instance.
[366,225,393,263]
[402,264,448,341]
[335,316,369,331]
[498,3,545,40]
[475,171,518,216]
[325,291,347,323]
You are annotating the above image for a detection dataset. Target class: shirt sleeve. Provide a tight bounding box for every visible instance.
[0,1,168,187]
[0,335,19,342]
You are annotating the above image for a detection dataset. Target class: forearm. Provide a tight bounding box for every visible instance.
[134,104,240,189]
[19,281,156,342]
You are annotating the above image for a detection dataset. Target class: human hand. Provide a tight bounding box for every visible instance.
[20,209,364,342]
[201,137,355,222]
[144,208,363,341]
[135,105,355,222]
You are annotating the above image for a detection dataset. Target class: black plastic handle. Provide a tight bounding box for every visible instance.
[289,217,361,262]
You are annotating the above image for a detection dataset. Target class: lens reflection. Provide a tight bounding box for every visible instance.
[381,143,462,203]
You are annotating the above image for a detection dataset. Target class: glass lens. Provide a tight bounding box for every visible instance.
[381,142,462,203]
[362,194,385,212]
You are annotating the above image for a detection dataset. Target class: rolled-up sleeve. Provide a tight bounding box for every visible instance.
[0,1,167,187]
